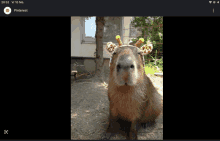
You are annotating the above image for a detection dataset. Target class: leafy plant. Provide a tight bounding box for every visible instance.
[144,64,161,75]
[131,16,163,73]
[148,50,163,72]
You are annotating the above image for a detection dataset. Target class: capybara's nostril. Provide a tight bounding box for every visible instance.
[130,64,134,68]
[117,64,121,71]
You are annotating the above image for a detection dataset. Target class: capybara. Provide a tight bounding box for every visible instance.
[105,39,162,140]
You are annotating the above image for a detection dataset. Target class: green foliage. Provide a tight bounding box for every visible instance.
[131,16,163,73]
[157,57,163,72]
[144,50,163,73]
[144,62,163,75]
[131,16,163,58]
[144,65,158,75]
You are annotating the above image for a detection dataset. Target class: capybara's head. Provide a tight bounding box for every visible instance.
[106,36,153,87]
[109,46,145,86]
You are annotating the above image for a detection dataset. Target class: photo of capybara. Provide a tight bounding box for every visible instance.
[105,38,162,140]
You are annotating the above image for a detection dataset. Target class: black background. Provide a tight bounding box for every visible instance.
[1,17,70,139]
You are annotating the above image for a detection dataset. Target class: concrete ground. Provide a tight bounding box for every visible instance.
[71,74,163,140]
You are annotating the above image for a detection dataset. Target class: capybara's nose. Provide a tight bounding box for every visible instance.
[117,55,134,71]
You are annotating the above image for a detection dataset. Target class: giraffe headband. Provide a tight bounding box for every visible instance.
[106,35,153,55]
[106,35,154,67]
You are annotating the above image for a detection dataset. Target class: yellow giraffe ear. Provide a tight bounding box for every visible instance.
[134,38,144,47]
[115,35,123,47]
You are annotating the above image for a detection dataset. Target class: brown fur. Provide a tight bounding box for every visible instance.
[106,46,162,140]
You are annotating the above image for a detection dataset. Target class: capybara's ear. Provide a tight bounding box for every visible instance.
[115,35,123,47]
[134,38,144,47]
[106,42,117,53]
[140,41,153,55]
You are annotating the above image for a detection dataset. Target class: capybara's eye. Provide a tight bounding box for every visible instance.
[117,64,120,70]
[130,65,134,68]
